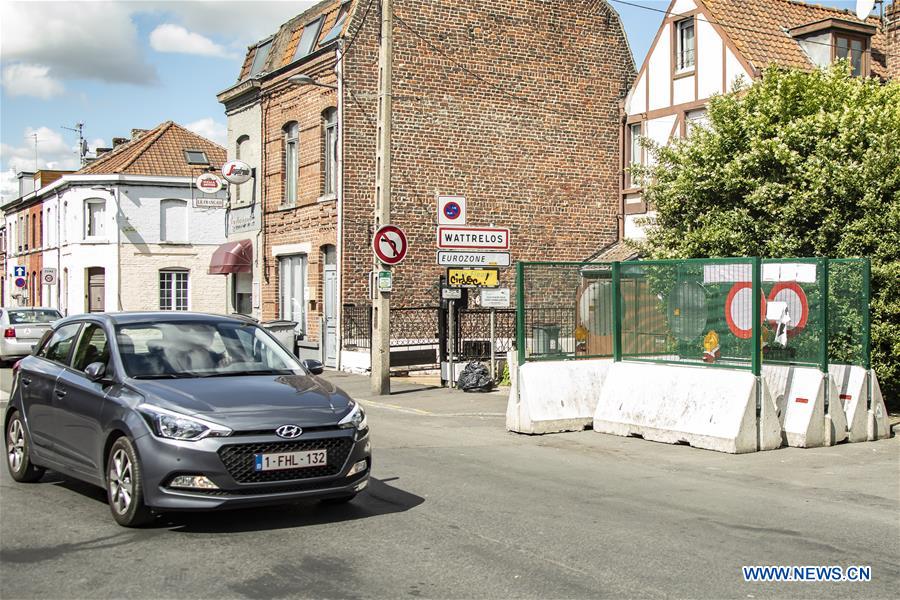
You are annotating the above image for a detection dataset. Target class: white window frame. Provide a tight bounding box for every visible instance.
[159,269,189,311]
[279,254,307,335]
[284,122,299,206]
[628,122,644,188]
[84,198,106,240]
[323,109,338,197]
[676,18,696,73]
[160,199,188,243]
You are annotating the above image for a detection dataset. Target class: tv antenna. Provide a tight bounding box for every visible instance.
[61,121,88,167]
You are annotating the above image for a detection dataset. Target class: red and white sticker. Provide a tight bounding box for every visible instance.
[725,282,767,339]
[767,282,809,336]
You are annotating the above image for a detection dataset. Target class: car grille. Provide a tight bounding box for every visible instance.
[218,438,353,483]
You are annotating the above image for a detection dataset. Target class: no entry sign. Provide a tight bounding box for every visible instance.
[373,225,408,265]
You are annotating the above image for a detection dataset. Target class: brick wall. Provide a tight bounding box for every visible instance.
[259,50,341,336]
[340,0,634,307]
[25,204,44,306]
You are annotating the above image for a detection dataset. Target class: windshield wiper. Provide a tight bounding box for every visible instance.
[196,369,294,378]
[131,372,199,380]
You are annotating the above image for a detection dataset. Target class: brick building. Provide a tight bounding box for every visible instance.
[888,2,899,79]
[222,0,634,368]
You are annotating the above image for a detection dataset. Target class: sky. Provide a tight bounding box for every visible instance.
[0,0,866,202]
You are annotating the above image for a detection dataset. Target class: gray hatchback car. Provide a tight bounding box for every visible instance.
[5,312,370,527]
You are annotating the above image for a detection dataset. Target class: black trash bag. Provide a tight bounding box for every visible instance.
[456,361,494,392]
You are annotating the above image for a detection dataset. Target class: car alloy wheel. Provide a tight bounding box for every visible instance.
[108,448,134,515]
[105,437,153,527]
[5,411,45,483]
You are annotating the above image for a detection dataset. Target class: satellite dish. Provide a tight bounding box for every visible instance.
[855,0,875,20]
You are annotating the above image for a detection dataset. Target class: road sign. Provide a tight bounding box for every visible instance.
[447,267,499,288]
[437,250,510,268]
[437,226,509,250]
[221,160,253,184]
[14,277,26,288]
[479,288,510,308]
[438,195,466,225]
[42,268,57,286]
[442,287,462,300]
[196,173,223,194]
[373,224,408,265]
[13,265,26,277]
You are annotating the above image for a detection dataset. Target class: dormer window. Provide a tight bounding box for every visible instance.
[675,18,695,73]
[249,39,273,76]
[789,18,875,77]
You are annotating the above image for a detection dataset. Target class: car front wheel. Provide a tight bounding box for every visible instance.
[106,437,153,527]
[6,410,45,483]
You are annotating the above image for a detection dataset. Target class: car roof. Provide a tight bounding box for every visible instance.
[54,312,253,327]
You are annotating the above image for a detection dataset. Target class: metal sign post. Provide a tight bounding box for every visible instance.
[490,307,496,381]
[448,299,456,388]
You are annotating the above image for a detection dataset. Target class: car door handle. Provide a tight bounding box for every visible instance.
[55,389,67,398]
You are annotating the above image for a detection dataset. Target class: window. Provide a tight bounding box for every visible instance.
[61,201,67,244]
[184,150,209,165]
[84,199,105,239]
[24,214,29,250]
[323,108,338,196]
[233,272,253,315]
[249,39,272,76]
[71,323,109,372]
[628,122,644,188]
[283,122,299,205]
[235,135,250,203]
[160,199,188,242]
[320,2,350,46]
[294,16,324,60]
[685,108,709,136]
[38,212,43,249]
[835,34,865,77]
[159,270,189,311]
[676,18,695,72]
[37,322,82,364]
[279,255,307,334]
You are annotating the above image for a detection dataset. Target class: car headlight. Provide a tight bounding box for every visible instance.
[138,404,232,441]
[338,401,367,431]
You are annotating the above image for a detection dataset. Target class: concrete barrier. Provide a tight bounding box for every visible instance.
[762,365,847,447]
[592,362,782,454]
[829,364,891,441]
[506,352,612,434]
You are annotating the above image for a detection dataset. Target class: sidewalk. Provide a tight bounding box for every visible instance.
[320,371,509,418]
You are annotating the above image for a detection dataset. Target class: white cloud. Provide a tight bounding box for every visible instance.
[0,126,86,202]
[149,24,236,58]
[1,1,157,85]
[1,63,66,99]
[139,1,317,46]
[185,118,227,146]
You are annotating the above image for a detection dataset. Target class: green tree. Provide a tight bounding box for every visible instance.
[636,64,900,408]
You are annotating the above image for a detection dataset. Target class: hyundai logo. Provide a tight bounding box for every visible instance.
[275,425,303,439]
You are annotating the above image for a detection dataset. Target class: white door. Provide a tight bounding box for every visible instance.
[324,266,338,367]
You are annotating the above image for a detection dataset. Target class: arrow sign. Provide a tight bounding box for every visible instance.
[373,224,408,265]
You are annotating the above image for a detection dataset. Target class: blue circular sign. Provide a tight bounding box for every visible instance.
[14,277,26,288]
[443,201,461,220]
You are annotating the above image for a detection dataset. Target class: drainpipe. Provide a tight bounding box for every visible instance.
[55,191,61,312]
[335,42,345,370]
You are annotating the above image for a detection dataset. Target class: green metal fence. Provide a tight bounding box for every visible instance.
[516,257,870,377]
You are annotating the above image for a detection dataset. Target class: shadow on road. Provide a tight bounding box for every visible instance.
[161,477,424,533]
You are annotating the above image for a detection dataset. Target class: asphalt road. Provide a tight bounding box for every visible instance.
[0,368,898,599]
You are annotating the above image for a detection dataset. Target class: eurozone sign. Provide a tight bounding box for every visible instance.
[447,268,500,288]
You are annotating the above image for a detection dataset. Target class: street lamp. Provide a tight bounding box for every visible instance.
[288,74,338,90]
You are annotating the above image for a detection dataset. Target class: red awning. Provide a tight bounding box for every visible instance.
[208,239,253,274]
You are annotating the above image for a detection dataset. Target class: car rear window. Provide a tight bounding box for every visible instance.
[7,310,62,324]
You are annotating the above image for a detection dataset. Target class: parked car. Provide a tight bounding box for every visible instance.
[4,312,370,527]
[0,308,63,364]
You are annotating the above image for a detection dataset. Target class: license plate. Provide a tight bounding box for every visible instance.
[254,449,327,472]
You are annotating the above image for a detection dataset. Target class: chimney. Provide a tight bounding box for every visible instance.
[112,137,128,148]
[131,128,149,140]
[95,147,113,157]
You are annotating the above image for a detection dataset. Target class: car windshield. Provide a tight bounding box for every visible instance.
[7,309,63,324]
[115,321,305,379]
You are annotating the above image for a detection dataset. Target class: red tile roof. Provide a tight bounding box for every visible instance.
[701,0,889,79]
[78,121,225,177]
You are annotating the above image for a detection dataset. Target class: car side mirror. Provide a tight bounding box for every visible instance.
[303,359,325,375]
[85,362,108,382]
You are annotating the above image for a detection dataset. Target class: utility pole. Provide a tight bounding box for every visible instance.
[371,0,393,395]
